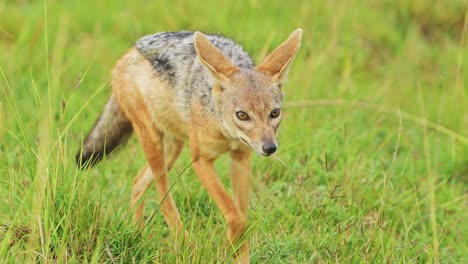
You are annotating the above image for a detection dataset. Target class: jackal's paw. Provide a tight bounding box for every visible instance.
[227,216,248,242]
[223,246,250,264]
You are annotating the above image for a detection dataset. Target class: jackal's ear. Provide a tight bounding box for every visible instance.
[256,28,303,83]
[194,32,240,80]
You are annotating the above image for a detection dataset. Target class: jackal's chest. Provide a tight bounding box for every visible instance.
[190,118,247,159]
[195,136,243,159]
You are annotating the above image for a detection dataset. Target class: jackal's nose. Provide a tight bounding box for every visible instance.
[262,142,277,155]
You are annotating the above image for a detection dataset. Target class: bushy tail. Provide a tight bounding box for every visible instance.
[76,95,133,168]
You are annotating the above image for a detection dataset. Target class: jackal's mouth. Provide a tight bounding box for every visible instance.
[239,138,272,156]
[239,137,257,152]
[239,137,251,148]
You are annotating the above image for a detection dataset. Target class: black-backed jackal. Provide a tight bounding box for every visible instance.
[76,29,302,263]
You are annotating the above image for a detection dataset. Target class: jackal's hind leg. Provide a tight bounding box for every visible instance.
[131,164,154,226]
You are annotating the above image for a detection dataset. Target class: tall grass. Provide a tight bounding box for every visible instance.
[1,0,466,263]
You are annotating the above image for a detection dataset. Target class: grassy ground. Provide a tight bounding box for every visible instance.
[0,0,467,263]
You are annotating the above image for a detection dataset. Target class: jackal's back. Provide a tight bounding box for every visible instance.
[135,32,254,85]
[134,32,254,117]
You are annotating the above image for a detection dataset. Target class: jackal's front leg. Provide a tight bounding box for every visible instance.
[131,124,184,234]
[191,157,249,263]
[230,150,252,263]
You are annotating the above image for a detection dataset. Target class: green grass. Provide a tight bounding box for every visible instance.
[1,0,467,263]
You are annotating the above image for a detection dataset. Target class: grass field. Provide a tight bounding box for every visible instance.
[0,0,467,263]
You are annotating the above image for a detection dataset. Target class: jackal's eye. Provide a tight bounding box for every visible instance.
[236,111,250,121]
[270,108,281,118]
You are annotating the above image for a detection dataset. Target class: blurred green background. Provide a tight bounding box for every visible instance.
[0,0,467,263]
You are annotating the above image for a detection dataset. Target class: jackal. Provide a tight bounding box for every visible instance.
[76,29,302,263]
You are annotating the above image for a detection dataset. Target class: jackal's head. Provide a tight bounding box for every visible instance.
[194,29,302,156]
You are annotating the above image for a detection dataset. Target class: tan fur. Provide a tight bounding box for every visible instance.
[105,30,302,263]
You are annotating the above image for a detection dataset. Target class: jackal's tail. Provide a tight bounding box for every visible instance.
[76,95,133,168]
